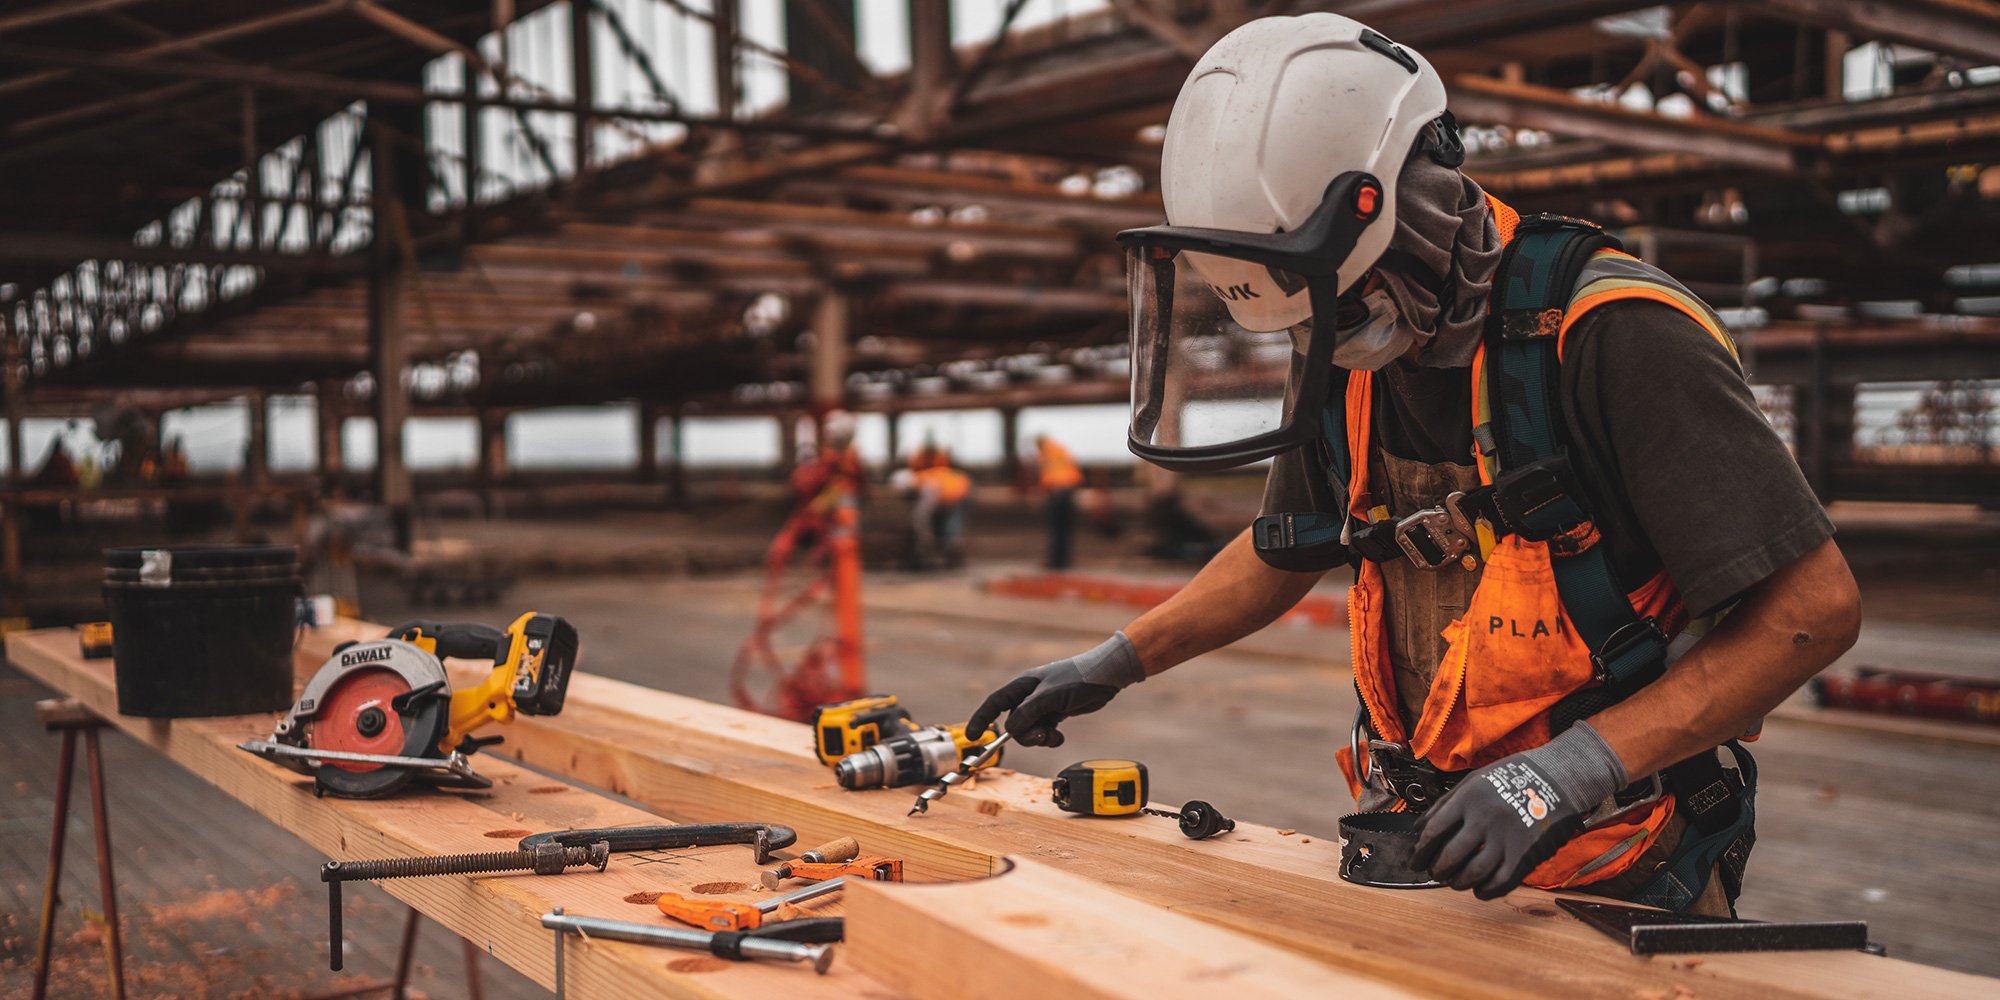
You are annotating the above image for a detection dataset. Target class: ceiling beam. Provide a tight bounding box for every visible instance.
[0,0,152,33]
[0,231,366,272]
[0,43,893,141]
[1751,0,2000,68]
[1449,74,1815,174]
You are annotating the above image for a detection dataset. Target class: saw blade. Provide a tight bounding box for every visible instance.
[298,642,449,798]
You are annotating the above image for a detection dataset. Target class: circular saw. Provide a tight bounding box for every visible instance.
[240,612,578,798]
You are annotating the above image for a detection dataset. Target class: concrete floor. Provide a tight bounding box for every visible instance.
[357,545,2000,980]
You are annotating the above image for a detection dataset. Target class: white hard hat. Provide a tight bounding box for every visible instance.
[1161,14,1449,331]
[821,409,857,446]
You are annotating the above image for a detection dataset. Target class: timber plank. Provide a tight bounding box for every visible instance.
[296,621,1997,1000]
[13,625,1404,1000]
[845,859,1418,1000]
[5,628,876,1000]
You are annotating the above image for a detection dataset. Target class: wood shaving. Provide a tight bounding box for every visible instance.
[1277,829,1297,836]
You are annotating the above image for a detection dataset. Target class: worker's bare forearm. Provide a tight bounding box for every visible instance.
[1122,528,1327,676]
[1592,537,1860,778]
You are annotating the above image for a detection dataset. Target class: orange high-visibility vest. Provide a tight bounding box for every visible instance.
[1038,441,1083,490]
[919,465,972,505]
[1340,194,1739,891]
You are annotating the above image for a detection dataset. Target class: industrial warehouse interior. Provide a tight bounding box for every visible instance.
[2,2,1997,998]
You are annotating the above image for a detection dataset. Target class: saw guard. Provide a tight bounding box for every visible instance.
[274,639,451,797]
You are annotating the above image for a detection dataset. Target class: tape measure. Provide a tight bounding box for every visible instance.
[1051,759,1149,817]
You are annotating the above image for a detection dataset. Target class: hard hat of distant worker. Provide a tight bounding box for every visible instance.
[822,409,857,449]
[1119,13,1463,472]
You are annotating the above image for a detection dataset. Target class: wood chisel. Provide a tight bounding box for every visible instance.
[909,729,1013,815]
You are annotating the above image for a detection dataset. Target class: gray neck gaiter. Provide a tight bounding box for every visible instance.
[1375,156,1502,370]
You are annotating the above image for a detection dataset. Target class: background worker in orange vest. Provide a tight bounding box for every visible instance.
[905,444,972,570]
[1033,434,1085,570]
[968,14,1860,917]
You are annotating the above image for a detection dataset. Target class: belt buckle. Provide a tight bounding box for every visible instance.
[1583,771,1664,830]
[1392,491,1477,571]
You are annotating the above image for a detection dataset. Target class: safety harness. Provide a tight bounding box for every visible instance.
[1260,213,1757,912]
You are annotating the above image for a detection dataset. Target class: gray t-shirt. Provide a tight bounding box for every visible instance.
[1260,300,1832,616]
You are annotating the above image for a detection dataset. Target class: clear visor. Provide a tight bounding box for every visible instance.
[1128,246,1312,453]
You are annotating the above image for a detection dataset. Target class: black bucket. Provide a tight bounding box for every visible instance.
[102,545,301,718]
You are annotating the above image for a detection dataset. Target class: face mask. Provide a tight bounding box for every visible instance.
[1330,286,1416,371]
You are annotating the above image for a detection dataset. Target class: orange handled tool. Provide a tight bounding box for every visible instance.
[656,877,849,932]
[759,837,902,890]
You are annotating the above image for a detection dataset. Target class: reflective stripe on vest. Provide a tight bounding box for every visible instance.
[1345,195,1729,891]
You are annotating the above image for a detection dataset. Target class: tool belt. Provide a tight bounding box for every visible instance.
[1350,708,1666,828]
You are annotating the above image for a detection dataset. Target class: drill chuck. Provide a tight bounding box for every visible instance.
[834,727,962,790]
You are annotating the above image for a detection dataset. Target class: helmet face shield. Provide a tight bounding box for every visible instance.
[1119,171,1385,472]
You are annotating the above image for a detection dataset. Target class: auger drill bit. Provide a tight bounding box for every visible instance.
[910,731,1013,816]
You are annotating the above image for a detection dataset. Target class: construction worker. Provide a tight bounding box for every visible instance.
[969,14,1859,917]
[911,446,972,569]
[1033,434,1085,569]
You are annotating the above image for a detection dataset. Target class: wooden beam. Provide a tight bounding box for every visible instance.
[288,621,1997,1000]
[1,629,885,999]
[1449,74,1813,173]
[571,0,595,176]
[0,1,349,99]
[0,231,366,272]
[369,120,412,552]
[811,287,849,410]
[845,859,1416,1000]
[0,0,151,33]
[0,43,891,142]
[1754,0,2000,68]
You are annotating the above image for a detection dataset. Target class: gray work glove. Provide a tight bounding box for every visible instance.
[965,632,1146,748]
[1410,721,1628,900]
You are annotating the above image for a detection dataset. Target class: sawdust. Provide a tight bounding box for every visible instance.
[1277,829,1297,836]
[147,883,297,923]
[625,891,664,905]
[667,956,730,974]
[484,828,531,839]
[1299,837,1311,844]
[999,913,1050,928]
[977,800,1004,816]
[692,882,748,895]
[528,784,568,794]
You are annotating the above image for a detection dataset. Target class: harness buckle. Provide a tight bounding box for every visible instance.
[1392,491,1479,570]
[1590,617,1667,685]
[1366,738,1464,811]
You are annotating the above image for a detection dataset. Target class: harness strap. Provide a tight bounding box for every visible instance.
[1483,217,1671,694]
